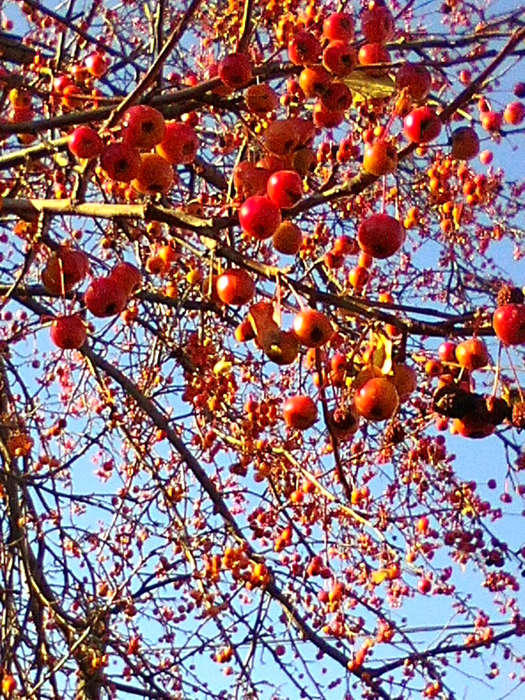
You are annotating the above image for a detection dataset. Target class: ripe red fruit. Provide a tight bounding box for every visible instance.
[354,377,399,422]
[132,154,174,194]
[50,315,87,349]
[313,102,344,129]
[283,395,318,430]
[68,126,104,160]
[84,52,110,78]
[357,213,405,259]
[239,196,281,240]
[503,101,525,126]
[323,12,355,42]
[42,247,90,294]
[480,110,502,132]
[298,65,331,98]
[216,269,255,306]
[110,262,142,296]
[362,140,398,176]
[395,63,432,101]
[323,41,357,77]
[320,81,352,112]
[156,121,199,164]
[403,106,442,144]
[84,277,128,317]
[358,43,390,68]
[263,118,314,155]
[218,53,252,88]
[288,30,321,66]
[361,5,394,44]
[493,304,525,345]
[122,105,166,149]
[245,84,279,114]
[100,142,141,182]
[450,127,480,160]
[266,170,303,209]
[438,341,457,363]
[293,308,334,348]
[455,338,489,370]
[418,577,431,594]
[273,221,303,255]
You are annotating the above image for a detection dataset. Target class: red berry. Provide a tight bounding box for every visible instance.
[503,101,525,126]
[323,41,357,77]
[266,170,303,209]
[218,53,252,88]
[395,63,432,101]
[283,395,318,430]
[354,377,399,422]
[358,43,390,68]
[418,577,431,594]
[110,262,142,296]
[84,277,128,317]
[361,5,394,44]
[100,142,141,182]
[122,105,166,150]
[403,106,442,144]
[455,338,489,370]
[84,52,110,78]
[480,110,502,132]
[323,12,355,42]
[293,308,333,348]
[156,121,199,164]
[493,304,525,346]
[320,81,352,112]
[239,196,282,239]
[362,140,398,176]
[299,65,331,98]
[50,315,87,349]
[42,247,90,295]
[68,126,104,160]
[216,269,255,306]
[288,30,321,66]
[132,153,175,194]
[357,213,405,259]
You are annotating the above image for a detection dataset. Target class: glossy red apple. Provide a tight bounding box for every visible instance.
[404,106,442,143]
[156,122,199,164]
[68,126,104,160]
[239,196,281,239]
[354,377,399,422]
[84,277,128,317]
[122,105,166,150]
[293,309,334,348]
[323,12,355,42]
[493,304,525,345]
[266,170,303,209]
[283,395,318,430]
[216,269,255,306]
[357,213,405,259]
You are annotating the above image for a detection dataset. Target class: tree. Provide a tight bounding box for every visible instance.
[0,0,524,698]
